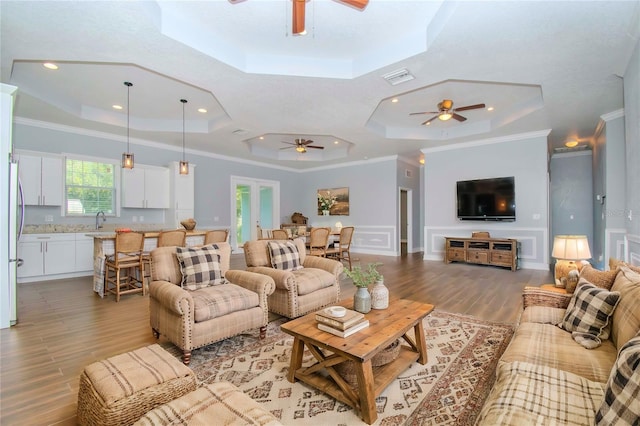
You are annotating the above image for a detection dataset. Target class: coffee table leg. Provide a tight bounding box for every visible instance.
[288,337,305,383]
[415,321,428,364]
[354,359,376,424]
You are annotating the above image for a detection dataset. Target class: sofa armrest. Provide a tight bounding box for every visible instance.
[522,286,572,310]
[225,270,276,298]
[149,280,193,315]
[246,266,295,291]
[303,255,344,277]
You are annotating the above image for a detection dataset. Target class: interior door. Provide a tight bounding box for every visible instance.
[231,176,280,251]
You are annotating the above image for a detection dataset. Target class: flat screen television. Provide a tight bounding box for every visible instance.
[456,176,516,221]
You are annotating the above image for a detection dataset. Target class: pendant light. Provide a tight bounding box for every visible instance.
[179,98,189,175]
[121,81,134,169]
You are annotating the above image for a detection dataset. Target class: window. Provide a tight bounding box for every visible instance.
[65,158,116,215]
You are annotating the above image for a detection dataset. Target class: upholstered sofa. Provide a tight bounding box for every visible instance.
[243,238,343,318]
[476,261,640,425]
[148,242,275,364]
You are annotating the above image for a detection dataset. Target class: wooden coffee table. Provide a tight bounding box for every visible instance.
[280,298,434,424]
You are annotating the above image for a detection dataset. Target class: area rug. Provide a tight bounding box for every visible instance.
[174,310,514,425]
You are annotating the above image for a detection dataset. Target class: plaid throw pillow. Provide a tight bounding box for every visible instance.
[175,244,225,290]
[267,241,302,271]
[596,333,640,425]
[559,282,620,349]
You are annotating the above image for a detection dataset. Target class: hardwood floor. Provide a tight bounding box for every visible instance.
[0,252,553,425]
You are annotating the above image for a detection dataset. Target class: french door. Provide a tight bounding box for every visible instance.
[230,176,280,251]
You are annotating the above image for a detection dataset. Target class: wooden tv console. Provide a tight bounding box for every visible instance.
[445,237,519,271]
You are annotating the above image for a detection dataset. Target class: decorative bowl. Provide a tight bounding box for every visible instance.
[180,219,196,231]
[325,306,347,318]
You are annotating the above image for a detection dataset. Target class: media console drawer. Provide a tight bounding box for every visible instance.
[444,237,518,271]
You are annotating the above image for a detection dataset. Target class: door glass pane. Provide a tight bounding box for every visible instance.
[259,185,274,231]
[235,184,251,246]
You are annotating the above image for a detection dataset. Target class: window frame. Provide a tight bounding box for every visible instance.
[63,154,121,217]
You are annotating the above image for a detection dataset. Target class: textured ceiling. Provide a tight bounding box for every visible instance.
[1,1,638,170]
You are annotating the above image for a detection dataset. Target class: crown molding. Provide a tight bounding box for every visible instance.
[421,129,552,154]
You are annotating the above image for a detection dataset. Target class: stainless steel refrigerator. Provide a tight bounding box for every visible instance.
[8,159,24,325]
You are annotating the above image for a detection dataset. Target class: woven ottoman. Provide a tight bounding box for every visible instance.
[134,381,283,426]
[77,344,197,426]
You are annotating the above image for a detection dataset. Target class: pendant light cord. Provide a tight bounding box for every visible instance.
[125,81,132,152]
[181,99,187,161]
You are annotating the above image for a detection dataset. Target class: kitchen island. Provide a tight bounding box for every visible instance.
[88,230,218,297]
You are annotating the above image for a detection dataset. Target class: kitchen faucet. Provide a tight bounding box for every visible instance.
[96,211,106,230]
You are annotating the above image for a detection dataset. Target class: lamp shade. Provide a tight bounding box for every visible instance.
[552,235,592,260]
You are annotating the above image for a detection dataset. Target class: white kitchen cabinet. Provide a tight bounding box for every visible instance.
[167,162,195,228]
[18,154,63,206]
[17,234,76,279]
[121,165,170,209]
[74,233,95,272]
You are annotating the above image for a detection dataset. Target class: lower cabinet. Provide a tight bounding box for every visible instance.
[18,234,76,279]
[75,234,95,273]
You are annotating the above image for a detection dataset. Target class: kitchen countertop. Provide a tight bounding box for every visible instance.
[86,230,211,239]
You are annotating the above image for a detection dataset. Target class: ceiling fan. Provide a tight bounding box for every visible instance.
[231,0,369,35]
[281,138,324,153]
[410,99,486,126]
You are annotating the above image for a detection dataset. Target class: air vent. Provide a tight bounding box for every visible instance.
[382,68,414,86]
[232,129,249,135]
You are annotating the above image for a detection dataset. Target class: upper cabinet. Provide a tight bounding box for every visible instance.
[121,165,170,209]
[18,154,63,206]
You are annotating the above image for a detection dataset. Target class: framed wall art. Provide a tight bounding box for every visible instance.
[317,187,349,216]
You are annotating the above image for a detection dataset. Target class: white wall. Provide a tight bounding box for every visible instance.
[422,132,550,270]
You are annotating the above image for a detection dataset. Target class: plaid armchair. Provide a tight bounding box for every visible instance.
[148,242,275,364]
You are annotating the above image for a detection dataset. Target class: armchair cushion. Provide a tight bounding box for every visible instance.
[559,281,620,348]
[294,268,335,296]
[176,244,225,290]
[191,283,260,323]
[267,241,302,271]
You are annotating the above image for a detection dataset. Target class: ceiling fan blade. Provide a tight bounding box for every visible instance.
[410,111,439,116]
[280,146,295,150]
[301,139,314,145]
[454,103,485,112]
[292,0,306,34]
[339,0,369,9]
[282,141,297,146]
[307,145,324,149]
[421,115,439,126]
[452,113,467,122]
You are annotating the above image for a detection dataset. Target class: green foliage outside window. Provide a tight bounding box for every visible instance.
[65,158,116,215]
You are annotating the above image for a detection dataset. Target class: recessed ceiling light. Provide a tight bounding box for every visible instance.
[391,98,399,103]
[565,140,579,148]
[487,107,494,111]
[112,105,123,110]
[259,136,264,140]
[333,140,339,145]
[198,108,207,113]
[43,62,58,70]
[426,122,431,126]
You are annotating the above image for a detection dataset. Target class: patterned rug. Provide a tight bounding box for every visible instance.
[173,310,514,425]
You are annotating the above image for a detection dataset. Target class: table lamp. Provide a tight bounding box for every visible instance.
[552,235,591,287]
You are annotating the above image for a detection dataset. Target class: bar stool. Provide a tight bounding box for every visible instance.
[142,230,187,285]
[104,231,145,302]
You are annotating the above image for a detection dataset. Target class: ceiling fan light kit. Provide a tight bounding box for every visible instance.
[410,98,486,126]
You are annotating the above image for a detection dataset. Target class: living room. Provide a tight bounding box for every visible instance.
[1,1,639,424]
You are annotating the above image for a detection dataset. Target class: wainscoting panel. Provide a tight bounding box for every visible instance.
[351,226,397,256]
[424,225,549,270]
[625,233,640,265]
[605,228,628,266]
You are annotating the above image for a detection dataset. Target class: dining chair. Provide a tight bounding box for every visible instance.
[271,229,289,240]
[157,229,187,247]
[104,231,145,302]
[308,227,331,257]
[325,226,354,269]
[204,229,229,244]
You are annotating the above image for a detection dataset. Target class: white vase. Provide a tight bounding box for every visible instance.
[322,210,330,216]
[371,279,389,309]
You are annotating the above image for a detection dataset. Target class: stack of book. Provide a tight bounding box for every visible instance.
[315,308,369,338]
